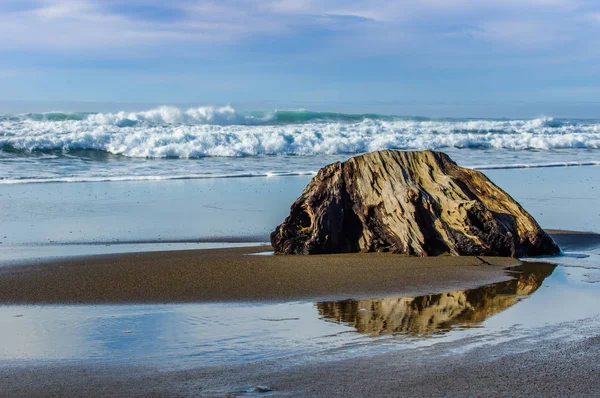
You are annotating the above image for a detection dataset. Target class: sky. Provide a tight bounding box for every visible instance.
[1,0,600,117]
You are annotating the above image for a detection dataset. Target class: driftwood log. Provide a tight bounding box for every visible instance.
[271,150,560,257]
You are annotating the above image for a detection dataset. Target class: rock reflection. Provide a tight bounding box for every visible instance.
[316,262,556,336]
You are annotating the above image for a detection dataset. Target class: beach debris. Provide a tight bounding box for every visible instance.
[229,386,274,396]
[249,386,272,393]
[259,317,300,322]
[271,150,560,256]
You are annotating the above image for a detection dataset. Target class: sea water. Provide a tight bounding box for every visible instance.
[1,106,599,184]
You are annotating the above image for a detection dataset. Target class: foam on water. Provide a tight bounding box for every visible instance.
[2,162,600,185]
[86,105,276,126]
[1,106,599,184]
[1,107,599,158]
[0,171,319,185]
[473,161,600,170]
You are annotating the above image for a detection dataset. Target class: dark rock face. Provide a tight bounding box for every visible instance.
[270,150,560,257]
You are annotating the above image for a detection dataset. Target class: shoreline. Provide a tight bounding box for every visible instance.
[0,245,520,305]
[1,305,598,397]
[0,231,596,305]
[1,162,599,186]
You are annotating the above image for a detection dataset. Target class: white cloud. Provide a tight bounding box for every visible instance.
[34,0,94,18]
[0,0,598,56]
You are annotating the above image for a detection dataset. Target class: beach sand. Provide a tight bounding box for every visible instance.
[2,328,599,397]
[1,230,596,305]
[0,246,521,304]
[0,231,598,397]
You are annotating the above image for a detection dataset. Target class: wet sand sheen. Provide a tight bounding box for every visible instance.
[0,245,521,304]
[1,231,596,305]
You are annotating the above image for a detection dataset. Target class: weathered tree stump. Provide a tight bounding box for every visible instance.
[271,150,560,257]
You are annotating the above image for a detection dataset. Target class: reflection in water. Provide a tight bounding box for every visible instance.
[0,262,564,366]
[316,262,556,336]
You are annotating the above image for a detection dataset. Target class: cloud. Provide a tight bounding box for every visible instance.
[0,0,598,60]
[0,1,248,51]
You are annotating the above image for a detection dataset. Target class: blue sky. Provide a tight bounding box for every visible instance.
[1,0,600,117]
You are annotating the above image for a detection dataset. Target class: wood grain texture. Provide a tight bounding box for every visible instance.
[271,150,560,256]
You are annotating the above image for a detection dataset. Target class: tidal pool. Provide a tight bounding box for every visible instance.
[3,256,600,370]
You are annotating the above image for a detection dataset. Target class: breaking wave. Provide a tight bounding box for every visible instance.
[1,106,599,159]
[2,106,387,126]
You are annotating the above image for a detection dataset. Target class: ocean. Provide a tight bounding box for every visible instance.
[1,105,599,184]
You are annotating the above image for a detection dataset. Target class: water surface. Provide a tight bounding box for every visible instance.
[6,259,600,370]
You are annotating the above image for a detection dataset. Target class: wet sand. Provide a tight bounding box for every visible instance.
[546,229,600,252]
[0,230,595,305]
[0,246,519,304]
[1,319,599,397]
[1,231,598,397]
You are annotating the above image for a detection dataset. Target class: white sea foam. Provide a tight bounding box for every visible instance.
[1,106,599,185]
[1,162,599,185]
[86,105,275,126]
[0,171,319,185]
[1,107,599,158]
[474,161,600,170]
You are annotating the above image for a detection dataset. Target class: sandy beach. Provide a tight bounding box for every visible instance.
[2,326,599,397]
[0,246,520,304]
[0,246,596,397]
[0,231,597,397]
[0,167,598,397]
[0,230,596,306]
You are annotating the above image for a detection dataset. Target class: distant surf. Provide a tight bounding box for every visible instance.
[1,105,599,184]
[4,106,398,126]
[2,106,599,159]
